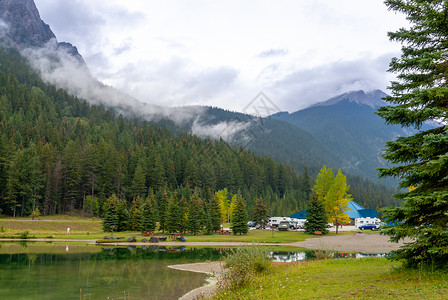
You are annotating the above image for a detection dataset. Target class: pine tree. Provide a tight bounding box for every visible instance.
[130,162,146,199]
[62,140,82,212]
[129,197,142,231]
[148,150,165,191]
[165,194,181,233]
[376,0,448,269]
[253,198,269,228]
[231,193,249,235]
[157,189,169,232]
[208,193,222,233]
[301,166,312,200]
[116,199,130,231]
[102,194,119,232]
[304,193,329,234]
[187,191,202,234]
[141,192,157,232]
[6,145,43,217]
[179,196,189,234]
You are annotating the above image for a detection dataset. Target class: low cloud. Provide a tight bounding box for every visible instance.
[104,57,240,109]
[191,118,255,146]
[21,40,204,125]
[0,18,8,34]
[191,119,250,141]
[269,53,396,111]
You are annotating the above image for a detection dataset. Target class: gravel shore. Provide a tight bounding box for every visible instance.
[168,262,225,300]
[288,233,409,253]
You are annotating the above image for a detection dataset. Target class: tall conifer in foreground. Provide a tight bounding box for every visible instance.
[377,0,448,268]
[208,194,222,233]
[129,197,142,231]
[102,194,119,232]
[304,193,329,234]
[231,193,249,235]
[187,191,202,234]
[141,192,157,232]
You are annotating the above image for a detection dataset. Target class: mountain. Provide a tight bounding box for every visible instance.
[0,0,195,126]
[0,0,84,63]
[310,89,387,108]
[270,90,412,185]
[189,106,344,180]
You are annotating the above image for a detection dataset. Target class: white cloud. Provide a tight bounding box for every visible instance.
[21,40,204,124]
[33,0,408,113]
[267,53,397,111]
[257,49,289,58]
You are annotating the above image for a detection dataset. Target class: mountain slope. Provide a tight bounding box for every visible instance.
[0,46,315,217]
[271,90,410,185]
[191,107,342,173]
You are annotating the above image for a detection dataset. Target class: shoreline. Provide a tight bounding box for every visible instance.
[0,233,408,253]
[169,262,224,300]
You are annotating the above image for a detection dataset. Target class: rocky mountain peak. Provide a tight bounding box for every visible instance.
[310,89,388,109]
[0,0,84,65]
[0,0,55,47]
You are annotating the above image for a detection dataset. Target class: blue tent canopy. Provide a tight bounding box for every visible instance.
[289,201,378,219]
[289,210,307,219]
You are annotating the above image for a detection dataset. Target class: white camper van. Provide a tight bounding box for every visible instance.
[268,217,291,228]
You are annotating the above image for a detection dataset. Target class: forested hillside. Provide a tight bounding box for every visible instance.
[0,47,313,218]
[0,47,399,220]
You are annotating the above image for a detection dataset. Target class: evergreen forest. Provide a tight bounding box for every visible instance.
[0,47,399,220]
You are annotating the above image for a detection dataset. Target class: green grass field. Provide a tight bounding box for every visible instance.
[214,258,448,299]
[0,216,103,239]
[0,216,370,245]
[0,216,327,243]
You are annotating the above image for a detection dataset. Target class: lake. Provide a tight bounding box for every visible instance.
[0,243,224,300]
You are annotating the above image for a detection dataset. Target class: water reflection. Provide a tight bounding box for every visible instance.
[268,251,387,262]
[0,245,223,300]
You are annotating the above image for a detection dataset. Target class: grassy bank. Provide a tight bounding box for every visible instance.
[0,216,364,244]
[0,216,326,243]
[184,230,313,243]
[214,257,448,299]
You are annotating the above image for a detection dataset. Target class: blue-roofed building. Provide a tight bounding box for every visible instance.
[289,201,378,223]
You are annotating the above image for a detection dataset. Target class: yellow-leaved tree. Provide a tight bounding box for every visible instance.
[324,169,351,234]
[216,188,229,224]
[228,195,237,223]
[313,166,352,234]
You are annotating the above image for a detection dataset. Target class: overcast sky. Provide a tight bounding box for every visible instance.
[34,0,408,113]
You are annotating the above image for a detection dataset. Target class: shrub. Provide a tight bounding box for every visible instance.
[219,244,271,291]
[19,230,30,239]
[30,207,41,220]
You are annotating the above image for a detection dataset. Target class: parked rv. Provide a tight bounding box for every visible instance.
[278,221,290,231]
[268,217,291,228]
[290,218,306,229]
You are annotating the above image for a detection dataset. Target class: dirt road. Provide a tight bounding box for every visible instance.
[288,233,409,253]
